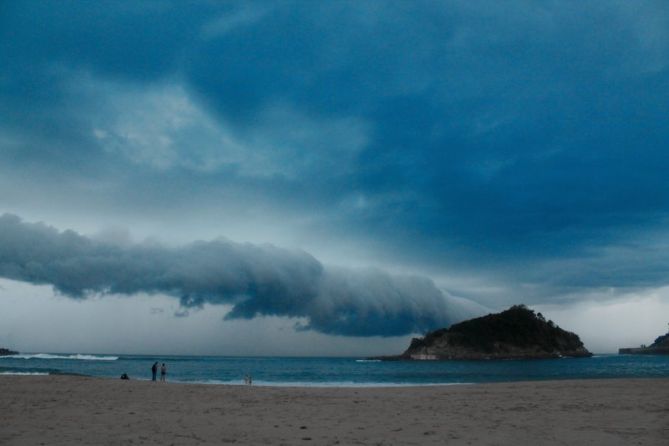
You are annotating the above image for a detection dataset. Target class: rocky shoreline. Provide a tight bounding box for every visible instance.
[619,330,669,355]
[619,346,669,355]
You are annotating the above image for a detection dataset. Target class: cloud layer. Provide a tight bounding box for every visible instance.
[1,1,668,310]
[0,214,473,336]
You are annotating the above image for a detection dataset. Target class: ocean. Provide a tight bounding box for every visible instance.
[1,353,668,386]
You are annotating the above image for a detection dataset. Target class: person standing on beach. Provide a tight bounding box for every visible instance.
[160,363,166,382]
[151,362,158,381]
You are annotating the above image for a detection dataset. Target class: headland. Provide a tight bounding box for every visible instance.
[0,347,18,356]
[380,305,592,360]
[619,329,669,355]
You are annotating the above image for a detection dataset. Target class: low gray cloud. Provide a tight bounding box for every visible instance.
[0,214,475,336]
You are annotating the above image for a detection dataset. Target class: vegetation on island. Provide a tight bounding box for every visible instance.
[619,323,669,355]
[388,305,592,360]
[651,330,669,348]
[0,347,18,356]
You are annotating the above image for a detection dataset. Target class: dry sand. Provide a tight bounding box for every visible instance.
[1,376,667,445]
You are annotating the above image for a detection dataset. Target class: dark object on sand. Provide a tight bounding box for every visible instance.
[378,305,592,360]
[120,373,130,380]
[0,347,18,356]
[619,327,669,355]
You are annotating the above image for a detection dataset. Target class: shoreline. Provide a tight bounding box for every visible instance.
[2,369,668,388]
[0,372,477,388]
[2,365,669,388]
[1,375,667,445]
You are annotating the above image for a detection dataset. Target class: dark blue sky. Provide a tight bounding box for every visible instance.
[1,1,668,352]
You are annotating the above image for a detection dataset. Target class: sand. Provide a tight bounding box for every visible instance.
[0,376,667,445]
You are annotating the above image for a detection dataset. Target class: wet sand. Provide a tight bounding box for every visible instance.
[0,375,667,445]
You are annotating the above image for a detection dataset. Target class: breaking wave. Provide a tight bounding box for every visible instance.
[2,353,119,361]
[178,379,472,388]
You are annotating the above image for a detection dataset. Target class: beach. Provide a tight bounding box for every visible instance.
[0,376,667,445]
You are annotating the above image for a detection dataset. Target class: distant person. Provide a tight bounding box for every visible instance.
[151,361,158,381]
[120,373,129,380]
[160,363,167,382]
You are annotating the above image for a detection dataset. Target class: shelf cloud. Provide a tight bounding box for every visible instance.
[1,2,668,352]
[0,214,475,336]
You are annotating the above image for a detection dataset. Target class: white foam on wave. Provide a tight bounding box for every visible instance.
[0,371,50,376]
[180,379,472,388]
[2,353,119,361]
[355,359,381,363]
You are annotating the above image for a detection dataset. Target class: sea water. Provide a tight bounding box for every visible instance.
[1,353,668,386]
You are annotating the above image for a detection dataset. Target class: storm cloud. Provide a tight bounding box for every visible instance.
[0,214,468,336]
[1,1,669,321]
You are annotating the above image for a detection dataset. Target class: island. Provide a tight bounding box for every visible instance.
[380,305,592,360]
[0,347,18,356]
[619,327,669,355]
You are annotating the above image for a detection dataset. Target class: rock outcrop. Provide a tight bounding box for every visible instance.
[387,305,592,360]
[0,347,18,356]
[619,329,669,355]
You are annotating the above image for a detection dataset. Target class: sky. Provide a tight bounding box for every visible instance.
[1,1,669,355]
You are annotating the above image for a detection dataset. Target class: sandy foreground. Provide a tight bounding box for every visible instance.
[0,376,667,445]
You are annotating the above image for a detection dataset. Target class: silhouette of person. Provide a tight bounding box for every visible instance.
[160,363,166,382]
[151,362,158,381]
